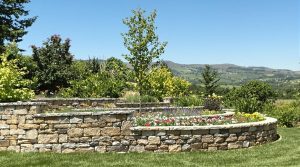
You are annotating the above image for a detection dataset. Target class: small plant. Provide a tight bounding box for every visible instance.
[122,91,159,103]
[203,93,223,111]
[173,95,203,107]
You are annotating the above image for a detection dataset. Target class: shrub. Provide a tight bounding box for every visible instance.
[0,44,34,102]
[173,95,203,107]
[224,80,276,113]
[122,91,158,103]
[203,93,223,111]
[59,71,127,98]
[147,67,191,101]
[265,101,300,127]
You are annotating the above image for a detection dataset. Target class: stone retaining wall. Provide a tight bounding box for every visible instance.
[0,103,278,153]
[32,98,171,109]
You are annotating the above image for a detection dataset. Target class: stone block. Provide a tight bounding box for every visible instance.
[84,128,101,136]
[38,134,58,144]
[129,145,145,152]
[70,116,83,123]
[59,134,68,143]
[169,144,181,152]
[148,136,160,145]
[101,127,120,136]
[202,135,214,143]
[67,128,83,137]
[25,129,38,140]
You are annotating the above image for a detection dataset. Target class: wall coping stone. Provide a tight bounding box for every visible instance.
[32,98,120,101]
[130,117,277,131]
[0,101,47,106]
[33,110,134,118]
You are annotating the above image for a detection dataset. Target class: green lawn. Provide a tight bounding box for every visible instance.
[0,128,299,167]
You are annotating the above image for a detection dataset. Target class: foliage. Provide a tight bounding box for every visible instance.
[32,35,74,94]
[86,57,101,74]
[0,43,34,102]
[134,112,265,126]
[200,65,220,96]
[122,8,167,96]
[122,91,158,103]
[173,95,203,107]
[60,71,126,98]
[203,93,223,111]
[0,0,37,53]
[265,101,300,127]
[224,80,276,113]
[147,67,191,101]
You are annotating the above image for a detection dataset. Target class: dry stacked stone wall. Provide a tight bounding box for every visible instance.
[0,102,278,153]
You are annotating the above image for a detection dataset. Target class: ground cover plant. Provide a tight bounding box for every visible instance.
[134,112,264,126]
[0,128,298,167]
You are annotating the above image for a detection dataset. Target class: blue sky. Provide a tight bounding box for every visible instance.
[19,0,299,70]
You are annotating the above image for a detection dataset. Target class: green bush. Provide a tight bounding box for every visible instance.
[224,80,276,113]
[59,71,127,98]
[266,101,300,127]
[173,95,203,107]
[0,44,34,102]
[122,91,158,103]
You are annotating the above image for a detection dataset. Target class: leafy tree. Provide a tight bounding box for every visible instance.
[0,0,37,53]
[200,65,220,96]
[31,35,74,94]
[122,9,167,96]
[0,43,34,102]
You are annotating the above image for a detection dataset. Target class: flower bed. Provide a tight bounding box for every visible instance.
[134,112,265,126]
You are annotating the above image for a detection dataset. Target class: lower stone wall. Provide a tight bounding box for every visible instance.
[0,103,278,153]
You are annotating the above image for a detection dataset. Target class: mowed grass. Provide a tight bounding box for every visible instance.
[0,128,299,167]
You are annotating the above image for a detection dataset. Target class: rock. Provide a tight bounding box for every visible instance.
[214,136,225,143]
[121,121,132,135]
[38,134,58,144]
[226,134,238,142]
[137,139,148,145]
[25,129,38,140]
[95,146,106,153]
[67,128,83,137]
[59,134,68,143]
[84,128,101,136]
[228,142,242,149]
[129,145,145,152]
[182,144,191,151]
[145,145,157,151]
[0,140,10,147]
[165,139,176,145]
[169,145,181,152]
[70,116,83,123]
[191,143,202,150]
[202,135,214,143]
[101,127,120,136]
[148,136,160,145]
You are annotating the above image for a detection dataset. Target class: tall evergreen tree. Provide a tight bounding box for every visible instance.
[200,65,220,96]
[32,35,73,94]
[0,0,37,53]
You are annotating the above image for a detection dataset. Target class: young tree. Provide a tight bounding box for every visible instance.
[0,0,37,53]
[200,65,220,96]
[122,9,167,96]
[31,35,74,94]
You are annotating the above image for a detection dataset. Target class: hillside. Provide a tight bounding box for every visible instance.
[164,61,300,86]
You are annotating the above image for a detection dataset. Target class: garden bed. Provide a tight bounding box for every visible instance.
[0,102,278,153]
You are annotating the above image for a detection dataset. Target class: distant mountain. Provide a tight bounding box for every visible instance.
[163,61,300,86]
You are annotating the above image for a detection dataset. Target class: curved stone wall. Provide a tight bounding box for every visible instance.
[0,102,277,153]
